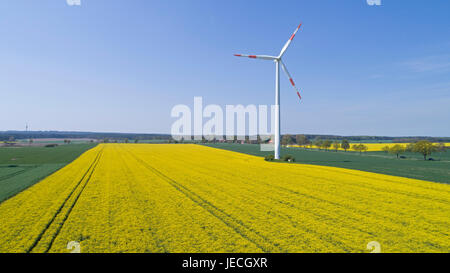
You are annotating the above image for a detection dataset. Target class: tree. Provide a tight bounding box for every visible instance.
[436,142,446,160]
[389,144,405,158]
[29,139,34,145]
[296,134,309,148]
[381,145,390,154]
[281,134,294,146]
[361,144,368,154]
[314,138,323,150]
[341,139,350,152]
[436,142,446,153]
[134,139,139,143]
[353,144,368,155]
[124,138,129,143]
[332,141,340,152]
[412,140,436,160]
[322,140,332,151]
[405,143,415,152]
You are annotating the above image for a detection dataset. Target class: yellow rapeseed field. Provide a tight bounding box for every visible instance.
[0,144,448,253]
[289,142,450,151]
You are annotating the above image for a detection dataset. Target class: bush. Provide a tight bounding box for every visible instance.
[281,154,295,162]
[45,144,58,148]
[265,154,296,162]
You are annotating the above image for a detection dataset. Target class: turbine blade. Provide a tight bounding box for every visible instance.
[233,54,277,61]
[279,23,302,58]
[280,61,302,100]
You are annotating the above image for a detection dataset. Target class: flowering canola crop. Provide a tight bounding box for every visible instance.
[0,144,448,253]
[289,142,450,151]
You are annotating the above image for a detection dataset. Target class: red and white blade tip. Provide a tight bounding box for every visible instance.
[290,23,303,41]
[234,54,257,58]
[289,78,302,100]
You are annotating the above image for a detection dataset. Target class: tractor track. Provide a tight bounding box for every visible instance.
[0,166,35,182]
[118,150,168,253]
[127,150,284,253]
[26,148,103,253]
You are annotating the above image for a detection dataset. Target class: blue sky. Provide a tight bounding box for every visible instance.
[1,0,449,136]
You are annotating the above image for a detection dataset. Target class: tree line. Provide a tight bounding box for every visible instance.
[281,135,369,154]
[282,135,447,160]
[381,141,446,160]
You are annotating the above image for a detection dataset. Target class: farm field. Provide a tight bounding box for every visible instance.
[204,143,450,184]
[288,142,450,151]
[16,138,96,145]
[0,144,448,253]
[0,143,97,202]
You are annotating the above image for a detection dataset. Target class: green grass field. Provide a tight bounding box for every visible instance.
[0,143,96,202]
[17,139,94,144]
[203,143,450,184]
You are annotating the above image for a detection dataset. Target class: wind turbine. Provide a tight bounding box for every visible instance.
[234,23,303,159]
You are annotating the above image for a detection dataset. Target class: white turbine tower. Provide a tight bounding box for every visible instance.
[234,23,303,159]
